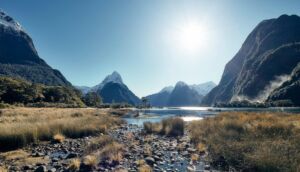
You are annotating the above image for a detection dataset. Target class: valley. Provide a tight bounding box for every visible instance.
[0,3,300,172]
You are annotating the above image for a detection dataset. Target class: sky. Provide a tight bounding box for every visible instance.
[1,0,300,97]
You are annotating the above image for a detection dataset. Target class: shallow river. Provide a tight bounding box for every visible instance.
[123,106,300,126]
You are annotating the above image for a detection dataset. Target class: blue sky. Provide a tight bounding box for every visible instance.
[1,0,300,97]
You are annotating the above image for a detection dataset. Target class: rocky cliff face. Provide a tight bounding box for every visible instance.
[0,10,71,86]
[202,15,300,106]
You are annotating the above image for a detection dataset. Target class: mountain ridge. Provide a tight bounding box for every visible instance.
[202,14,300,106]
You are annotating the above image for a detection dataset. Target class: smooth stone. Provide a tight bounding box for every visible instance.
[34,165,47,172]
[48,168,56,172]
[145,157,155,165]
[65,152,77,159]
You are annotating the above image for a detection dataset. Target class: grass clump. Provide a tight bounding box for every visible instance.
[0,108,124,151]
[68,158,81,171]
[85,135,124,165]
[189,112,300,171]
[138,164,152,172]
[83,155,97,168]
[53,133,65,143]
[143,117,184,136]
[0,166,7,172]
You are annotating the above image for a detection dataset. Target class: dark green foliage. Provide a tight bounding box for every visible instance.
[0,76,84,107]
[83,92,102,107]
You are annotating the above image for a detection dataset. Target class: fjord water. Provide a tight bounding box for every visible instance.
[124,107,300,126]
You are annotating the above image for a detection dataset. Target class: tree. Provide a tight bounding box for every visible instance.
[141,97,150,108]
[83,92,102,107]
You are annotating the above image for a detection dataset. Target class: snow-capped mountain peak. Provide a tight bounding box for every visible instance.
[102,71,123,85]
[0,10,23,31]
[91,71,124,91]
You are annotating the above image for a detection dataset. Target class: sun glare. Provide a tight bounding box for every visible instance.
[172,21,209,54]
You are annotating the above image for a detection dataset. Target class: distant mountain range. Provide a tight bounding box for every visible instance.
[0,10,71,86]
[202,14,300,106]
[2,9,300,107]
[76,71,141,105]
[146,81,216,107]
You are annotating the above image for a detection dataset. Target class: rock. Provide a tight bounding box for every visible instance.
[34,165,47,172]
[153,155,162,161]
[48,168,56,172]
[181,151,189,156]
[65,152,78,159]
[52,158,59,162]
[187,165,195,172]
[145,157,155,165]
[187,148,196,153]
[23,165,33,170]
[204,164,210,170]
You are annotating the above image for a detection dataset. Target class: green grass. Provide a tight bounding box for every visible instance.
[189,112,300,171]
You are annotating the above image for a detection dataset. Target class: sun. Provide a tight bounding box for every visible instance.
[173,21,209,54]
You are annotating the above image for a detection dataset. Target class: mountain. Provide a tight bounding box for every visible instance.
[0,10,71,86]
[146,86,174,107]
[146,81,213,107]
[202,14,300,106]
[75,86,91,95]
[267,63,300,106]
[88,71,140,105]
[168,82,203,106]
[190,81,216,95]
[90,71,123,92]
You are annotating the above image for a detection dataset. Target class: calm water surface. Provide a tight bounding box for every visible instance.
[123,107,300,126]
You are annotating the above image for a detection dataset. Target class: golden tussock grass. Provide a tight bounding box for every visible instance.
[143,117,184,136]
[53,133,65,143]
[0,166,7,172]
[0,108,124,151]
[0,149,49,167]
[189,112,300,171]
[68,158,81,171]
[85,135,124,164]
[83,155,97,167]
[138,164,152,172]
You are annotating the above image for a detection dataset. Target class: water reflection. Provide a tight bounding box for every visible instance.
[123,106,300,126]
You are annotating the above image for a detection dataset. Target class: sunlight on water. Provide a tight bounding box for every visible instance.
[179,106,209,110]
[181,116,203,122]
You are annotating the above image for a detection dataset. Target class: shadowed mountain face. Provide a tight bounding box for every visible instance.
[0,10,71,86]
[86,71,141,105]
[99,82,140,105]
[267,63,300,105]
[168,82,203,106]
[146,81,212,107]
[202,14,300,106]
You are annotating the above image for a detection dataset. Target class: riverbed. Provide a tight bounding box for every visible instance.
[123,106,300,125]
